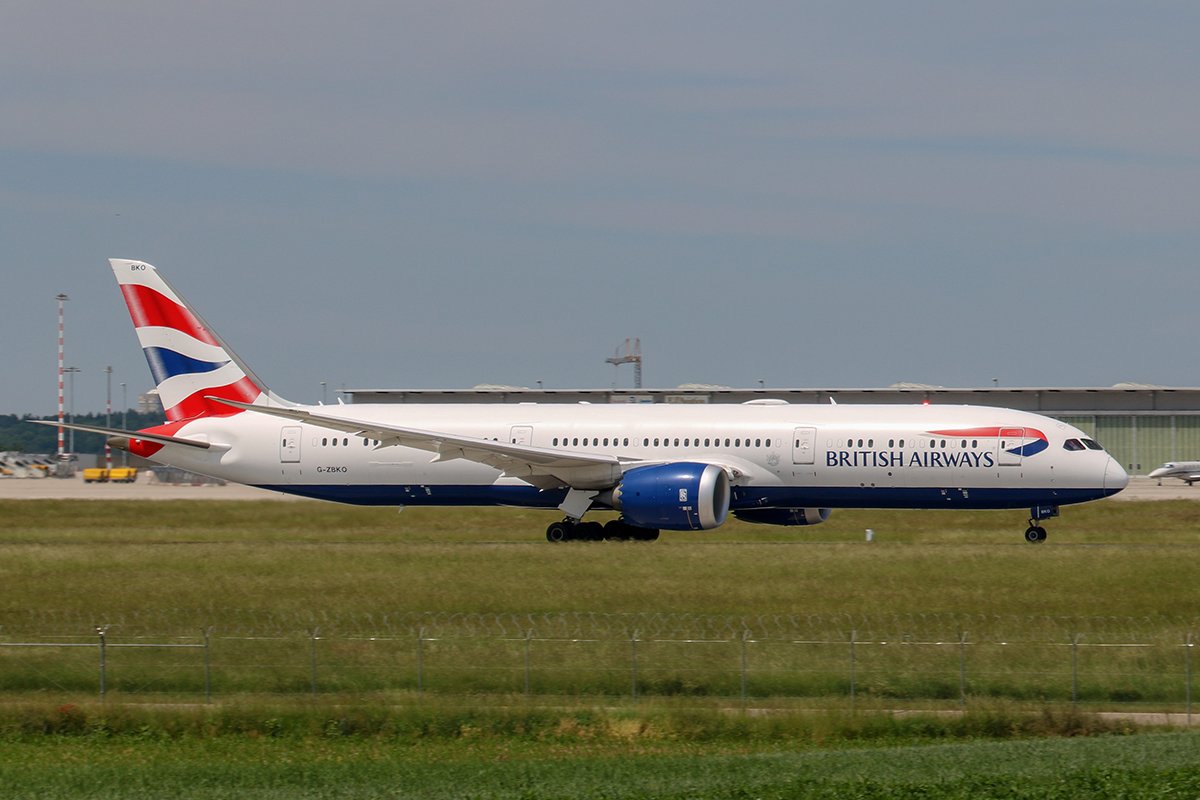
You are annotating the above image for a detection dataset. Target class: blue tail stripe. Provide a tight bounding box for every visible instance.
[143,347,229,385]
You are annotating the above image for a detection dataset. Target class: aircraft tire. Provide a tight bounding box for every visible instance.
[577,521,604,541]
[1024,526,1047,544]
[603,520,627,541]
[546,521,573,543]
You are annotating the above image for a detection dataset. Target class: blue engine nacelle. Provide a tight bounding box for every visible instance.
[733,508,832,526]
[612,462,730,531]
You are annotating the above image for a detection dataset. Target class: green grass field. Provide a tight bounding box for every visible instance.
[2,498,1200,703]
[2,497,1200,797]
[1,707,1199,799]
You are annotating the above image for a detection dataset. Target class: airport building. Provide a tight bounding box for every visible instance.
[344,384,1200,476]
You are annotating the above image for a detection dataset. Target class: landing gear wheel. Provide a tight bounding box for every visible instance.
[577,521,604,541]
[603,520,629,541]
[546,521,573,543]
[1024,526,1047,544]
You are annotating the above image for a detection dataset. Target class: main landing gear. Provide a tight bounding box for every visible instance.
[545,519,660,543]
[1023,505,1059,544]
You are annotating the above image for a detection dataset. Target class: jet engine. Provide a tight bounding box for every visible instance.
[733,508,832,526]
[610,462,730,531]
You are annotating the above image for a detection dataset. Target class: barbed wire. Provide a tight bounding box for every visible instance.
[1,609,1196,643]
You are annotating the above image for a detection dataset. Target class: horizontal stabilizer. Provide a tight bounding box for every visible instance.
[27,419,213,450]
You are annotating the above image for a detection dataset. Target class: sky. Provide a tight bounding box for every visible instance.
[3,2,1199,415]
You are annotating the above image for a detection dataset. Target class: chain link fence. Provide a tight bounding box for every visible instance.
[1,610,1195,710]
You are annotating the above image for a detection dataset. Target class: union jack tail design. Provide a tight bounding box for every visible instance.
[110,259,278,421]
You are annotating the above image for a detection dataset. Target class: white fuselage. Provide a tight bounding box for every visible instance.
[143,401,1126,512]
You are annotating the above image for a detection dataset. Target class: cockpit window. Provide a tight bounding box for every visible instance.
[1081,439,1104,451]
[1063,438,1085,452]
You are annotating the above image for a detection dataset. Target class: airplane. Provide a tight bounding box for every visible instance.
[1147,461,1200,486]
[39,259,1129,544]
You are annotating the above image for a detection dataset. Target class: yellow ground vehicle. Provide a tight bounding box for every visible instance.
[82,467,139,483]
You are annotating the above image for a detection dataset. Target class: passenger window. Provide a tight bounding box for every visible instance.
[755,439,761,447]
[725,438,731,447]
[899,439,905,448]
[765,438,771,447]
[961,439,967,448]
[654,438,660,446]
[888,439,895,448]
[321,437,328,446]
[674,438,680,447]
[705,438,711,447]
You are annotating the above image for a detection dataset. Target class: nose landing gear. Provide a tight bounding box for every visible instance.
[1023,505,1059,544]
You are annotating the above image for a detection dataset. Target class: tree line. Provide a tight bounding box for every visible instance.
[0,411,167,455]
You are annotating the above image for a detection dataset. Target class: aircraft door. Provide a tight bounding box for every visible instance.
[792,427,817,465]
[510,426,533,446]
[997,427,1024,466]
[280,426,302,463]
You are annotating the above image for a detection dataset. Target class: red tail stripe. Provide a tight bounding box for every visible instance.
[127,420,192,458]
[163,376,261,422]
[119,284,220,346]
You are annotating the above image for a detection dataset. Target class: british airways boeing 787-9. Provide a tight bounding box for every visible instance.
[41,259,1128,543]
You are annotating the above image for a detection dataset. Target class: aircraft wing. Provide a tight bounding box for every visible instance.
[207,397,628,489]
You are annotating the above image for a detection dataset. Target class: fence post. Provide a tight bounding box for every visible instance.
[309,627,320,696]
[524,630,533,697]
[630,631,639,702]
[417,626,425,694]
[202,627,213,703]
[1071,633,1081,705]
[849,629,857,711]
[1186,632,1193,724]
[959,631,968,706]
[740,628,750,705]
[96,625,109,699]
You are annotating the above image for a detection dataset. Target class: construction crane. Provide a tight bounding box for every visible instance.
[606,338,643,389]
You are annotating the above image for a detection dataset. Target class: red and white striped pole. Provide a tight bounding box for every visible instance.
[105,366,113,471]
[55,293,69,459]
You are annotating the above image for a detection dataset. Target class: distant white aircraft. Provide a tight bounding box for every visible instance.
[39,259,1128,543]
[1147,462,1200,486]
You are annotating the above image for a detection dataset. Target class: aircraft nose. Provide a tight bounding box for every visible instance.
[1105,457,1129,494]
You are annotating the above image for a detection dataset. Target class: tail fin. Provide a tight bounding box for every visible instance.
[110,259,287,421]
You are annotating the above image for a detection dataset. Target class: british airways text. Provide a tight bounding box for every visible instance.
[826,449,997,469]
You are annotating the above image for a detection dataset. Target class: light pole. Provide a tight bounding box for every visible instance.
[105,366,113,471]
[55,293,69,460]
[63,366,81,455]
[120,382,127,467]
[320,381,327,405]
